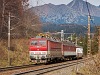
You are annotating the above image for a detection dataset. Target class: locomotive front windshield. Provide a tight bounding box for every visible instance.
[30,40,46,46]
[39,40,46,46]
[31,40,38,45]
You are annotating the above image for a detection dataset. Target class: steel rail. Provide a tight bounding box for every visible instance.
[14,58,90,75]
[0,64,41,72]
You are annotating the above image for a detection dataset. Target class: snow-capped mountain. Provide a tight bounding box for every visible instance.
[67,0,100,17]
[29,0,100,25]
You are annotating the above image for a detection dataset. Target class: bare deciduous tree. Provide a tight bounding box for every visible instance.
[0,0,41,39]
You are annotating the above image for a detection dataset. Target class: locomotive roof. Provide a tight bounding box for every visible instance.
[31,36,61,43]
[75,45,83,48]
[62,41,75,46]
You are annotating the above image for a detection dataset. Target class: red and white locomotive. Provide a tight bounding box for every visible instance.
[29,35,83,63]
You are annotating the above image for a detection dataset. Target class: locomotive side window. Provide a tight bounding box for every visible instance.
[31,40,38,45]
[39,41,46,46]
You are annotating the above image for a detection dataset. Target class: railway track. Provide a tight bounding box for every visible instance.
[0,64,42,72]
[14,58,88,75]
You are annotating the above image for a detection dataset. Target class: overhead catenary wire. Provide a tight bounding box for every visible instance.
[85,0,96,25]
[85,0,97,40]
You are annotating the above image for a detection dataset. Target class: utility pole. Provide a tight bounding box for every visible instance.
[8,12,11,66]
[61,30,64,41]
[75,37,78,46]
[87,15,91,57]
[71,34,72,41]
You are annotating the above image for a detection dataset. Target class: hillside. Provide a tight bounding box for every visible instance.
[67,0,100,16]
[29,0,100,25]
[42,24,95,35]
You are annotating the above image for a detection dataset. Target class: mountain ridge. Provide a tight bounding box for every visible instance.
[29,0,100,25]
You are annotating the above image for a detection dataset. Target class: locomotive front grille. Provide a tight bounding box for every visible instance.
[30,54,47,60]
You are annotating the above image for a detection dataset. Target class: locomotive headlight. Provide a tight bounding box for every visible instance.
[31,52,34,55]
[41,56,46,60]
[30,56,36,60]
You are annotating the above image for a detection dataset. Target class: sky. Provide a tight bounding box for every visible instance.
[29,0,100,7]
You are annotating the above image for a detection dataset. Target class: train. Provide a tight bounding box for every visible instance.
[29,35,83,63]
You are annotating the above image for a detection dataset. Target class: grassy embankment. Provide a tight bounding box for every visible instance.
[72,53,100,75]
[0,39,31,68]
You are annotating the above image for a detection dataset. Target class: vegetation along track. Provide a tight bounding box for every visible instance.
[14,58,90,75]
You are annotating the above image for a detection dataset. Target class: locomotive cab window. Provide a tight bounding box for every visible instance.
[39,40,46,46]
[31,40,38,45]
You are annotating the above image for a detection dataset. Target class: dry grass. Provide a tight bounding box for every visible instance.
[77,53,100,75]
[0,39,100,75]
[0,39,32,68]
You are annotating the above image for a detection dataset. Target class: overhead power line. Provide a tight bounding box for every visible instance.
[85,0,96,25]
